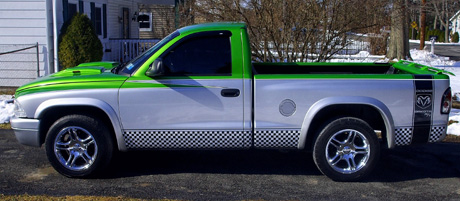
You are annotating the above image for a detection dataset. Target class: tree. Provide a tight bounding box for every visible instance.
[181,0,388,62]
[58,13,103,69]
[420,0,426,50]
[387,0,411,60]
[431,0,459,42]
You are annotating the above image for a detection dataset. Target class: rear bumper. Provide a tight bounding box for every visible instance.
[10,117,41,147]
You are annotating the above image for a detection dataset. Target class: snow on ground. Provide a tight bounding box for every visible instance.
[1,49,460,136]
[448,109,460,135]
[409,39,460,46]
[0,95,13,124]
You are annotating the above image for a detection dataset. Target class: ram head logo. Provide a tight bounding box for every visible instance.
[416,95,432,109]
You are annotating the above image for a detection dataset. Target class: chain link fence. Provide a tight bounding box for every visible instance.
[0,43,40,87]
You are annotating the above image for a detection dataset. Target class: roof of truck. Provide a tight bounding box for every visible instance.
[177,22,246,34]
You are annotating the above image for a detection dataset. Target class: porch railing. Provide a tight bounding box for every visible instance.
[107,39,160,63]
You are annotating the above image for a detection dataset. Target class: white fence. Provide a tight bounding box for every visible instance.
[107,39,160,63]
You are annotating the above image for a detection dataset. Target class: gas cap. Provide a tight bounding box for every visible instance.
[279,99,296,117]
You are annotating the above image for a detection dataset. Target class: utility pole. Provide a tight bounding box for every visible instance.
[420,0,426,50]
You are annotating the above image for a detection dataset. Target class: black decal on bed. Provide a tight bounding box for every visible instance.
[412,75,434,144]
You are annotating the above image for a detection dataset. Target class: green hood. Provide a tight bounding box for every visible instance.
[76,61,119,70]
[15,62,128,97]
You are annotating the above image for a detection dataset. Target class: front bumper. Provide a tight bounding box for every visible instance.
[10,117,41,147]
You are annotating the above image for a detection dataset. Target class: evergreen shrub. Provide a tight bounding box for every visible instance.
[453,32,459,43]
[58,13,103,70]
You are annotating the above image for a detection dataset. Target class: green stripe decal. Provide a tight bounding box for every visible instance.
[15,80,125,97]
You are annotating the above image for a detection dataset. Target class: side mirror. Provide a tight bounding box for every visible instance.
[146,58,164,77]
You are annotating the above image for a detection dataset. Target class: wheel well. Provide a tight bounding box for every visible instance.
[304,104,386,151]
[38,106,117,148]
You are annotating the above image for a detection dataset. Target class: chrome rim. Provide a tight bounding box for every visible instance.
[54,126,98,171]
[325,129,370,174]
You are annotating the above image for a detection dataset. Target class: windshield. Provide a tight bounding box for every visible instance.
[117,31,180,75]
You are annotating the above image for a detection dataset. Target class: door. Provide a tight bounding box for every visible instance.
[119,31,250,149]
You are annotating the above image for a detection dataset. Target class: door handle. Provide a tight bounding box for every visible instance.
[221,89,240,97]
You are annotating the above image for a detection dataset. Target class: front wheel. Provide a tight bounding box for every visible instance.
[45,115,114,178]
[313,117,380,182]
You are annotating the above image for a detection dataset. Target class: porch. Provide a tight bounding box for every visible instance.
[105,38,160,63]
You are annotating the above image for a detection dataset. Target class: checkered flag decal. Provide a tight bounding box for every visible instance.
[123,130,252,149]
[395,127,413,146]
[429,126,446,143]
[254,129,301,148]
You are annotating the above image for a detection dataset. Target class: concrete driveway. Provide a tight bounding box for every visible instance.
[1,129,460,200]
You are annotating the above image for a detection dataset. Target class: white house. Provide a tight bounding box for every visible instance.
[0,0,174,87]
[450,10,460,37]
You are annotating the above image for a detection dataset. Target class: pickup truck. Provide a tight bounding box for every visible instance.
[11,22,452,181]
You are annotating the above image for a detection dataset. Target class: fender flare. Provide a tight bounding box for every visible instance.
[298,96,396,149]
[35,98,127,151]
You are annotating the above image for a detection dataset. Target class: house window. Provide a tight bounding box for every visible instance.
[90,3,106,37]
[139,12,152,32]
[95,7,102,35]
[68,3,77,21]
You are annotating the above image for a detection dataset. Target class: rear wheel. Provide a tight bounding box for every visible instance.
[45,115,113,178]
[313,117,380,181]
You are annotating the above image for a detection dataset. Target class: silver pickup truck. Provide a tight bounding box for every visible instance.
[11,22,452,181]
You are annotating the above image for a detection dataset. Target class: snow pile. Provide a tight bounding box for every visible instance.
[0,95,14,124]
[410,48,456,68]
[440,66,460,136]
[448,109,460,136]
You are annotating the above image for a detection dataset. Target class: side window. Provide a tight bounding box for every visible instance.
[162,35,232,76]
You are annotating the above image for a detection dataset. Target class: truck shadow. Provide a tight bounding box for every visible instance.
[106,149,323,178]
[368,143,460,182]
[103,143,460,182]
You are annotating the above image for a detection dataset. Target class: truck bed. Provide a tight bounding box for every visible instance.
[253,61,454,75]
[253,62,394,74]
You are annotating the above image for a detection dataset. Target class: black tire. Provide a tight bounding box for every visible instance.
[313,117,380,182]
[45,114,114,178]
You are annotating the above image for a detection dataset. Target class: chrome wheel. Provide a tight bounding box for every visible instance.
[54,126,98,171]
[325,129,370,174]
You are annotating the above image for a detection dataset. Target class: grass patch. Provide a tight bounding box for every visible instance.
[0,123,11,130]
[0,87,17,95]
[443,135,460,143]
[453,101,460,109]
[0,194,178,201]
[448,120,459,126]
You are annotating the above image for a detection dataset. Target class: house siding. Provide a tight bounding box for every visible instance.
[450,10,460,40]
[0,0,50,87]
[0,0,175,86]
[452,17,460,36]
[107,0,139,39]
[139,4,175,39]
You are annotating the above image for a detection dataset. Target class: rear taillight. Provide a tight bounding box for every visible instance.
[441,87,452,114]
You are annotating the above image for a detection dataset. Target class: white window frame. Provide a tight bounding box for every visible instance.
[139,12,152,32]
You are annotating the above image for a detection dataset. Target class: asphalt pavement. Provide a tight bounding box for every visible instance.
[1,129,460,200]
[410,42,460,62]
